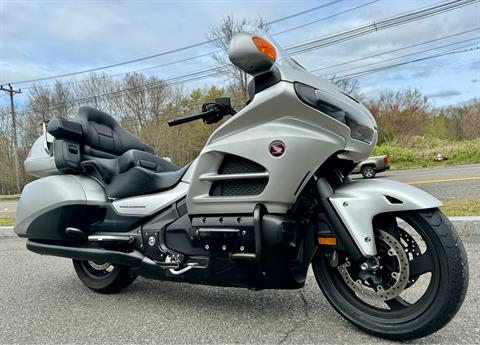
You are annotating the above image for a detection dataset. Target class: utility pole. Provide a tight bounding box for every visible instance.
[0,84,22,193]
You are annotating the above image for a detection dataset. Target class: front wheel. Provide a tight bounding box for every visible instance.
[73,259,137,293]
[312,209,468,340]
[361,165,376,178]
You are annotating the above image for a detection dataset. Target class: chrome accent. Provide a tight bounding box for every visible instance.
[197,228,240,233]
[87,261,112,271]
[88,235,133,243]
[148,236,156,246]
[169,263,199,276]
[199,172,269,181]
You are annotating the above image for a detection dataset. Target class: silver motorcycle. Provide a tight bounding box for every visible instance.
[14,26,468,340]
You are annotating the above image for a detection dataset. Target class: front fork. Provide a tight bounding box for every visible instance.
[316,175,443,260]
[315,177,365,262]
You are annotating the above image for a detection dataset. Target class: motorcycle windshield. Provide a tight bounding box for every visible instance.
[241,25,306,72]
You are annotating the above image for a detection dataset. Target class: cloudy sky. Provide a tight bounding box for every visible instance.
[1,0,479,109]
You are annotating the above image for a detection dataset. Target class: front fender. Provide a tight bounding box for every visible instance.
[329,178,442,257]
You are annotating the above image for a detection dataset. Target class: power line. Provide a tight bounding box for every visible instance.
[334,46,479,80]
[322,37,480,77]
[17,38,478,116]
[18,0,377,91]
[310,27,480,72]
[11,0,473,88]
[287,0,478,55]
[14,0,471,94]
[272,0,379,35]
[5,0,345,85]
[12,0,479,115]
[21,0,476,91]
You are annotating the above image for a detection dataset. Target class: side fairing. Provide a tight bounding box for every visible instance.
[187,81,348,215]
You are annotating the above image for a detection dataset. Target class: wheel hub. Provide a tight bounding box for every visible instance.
[338,230,410,301]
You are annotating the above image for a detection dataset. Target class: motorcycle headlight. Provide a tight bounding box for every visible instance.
[294,82,375,143]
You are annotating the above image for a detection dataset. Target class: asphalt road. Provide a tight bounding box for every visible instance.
[0,235,478,345]
[353,163,480,201]
[2,164,478,218]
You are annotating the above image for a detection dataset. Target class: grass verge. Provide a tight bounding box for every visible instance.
[0,217,15,227]
[441,198,480,217]
[373,138,480,170]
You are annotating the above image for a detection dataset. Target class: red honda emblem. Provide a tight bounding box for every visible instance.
[269,141,285,157]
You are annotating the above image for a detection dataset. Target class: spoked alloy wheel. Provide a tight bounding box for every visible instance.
[312,209,468,340]
[73,259,137,294]
[361,166,376,178]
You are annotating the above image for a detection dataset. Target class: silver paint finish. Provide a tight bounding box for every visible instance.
[329,178,443,256]
[187,81,351,215]
[14,175,106,237]
[112,181,189,217]
[228,32,275,77]
[24,134,59,178]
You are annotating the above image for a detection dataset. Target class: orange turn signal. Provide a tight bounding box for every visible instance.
[252,36,277,61]
[317,237,337,246]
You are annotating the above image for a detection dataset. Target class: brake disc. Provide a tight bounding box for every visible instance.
[399,229,422,287]
[338,230,410,302]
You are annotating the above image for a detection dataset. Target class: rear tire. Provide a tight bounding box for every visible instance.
[361,165,376,178]
[73,259,137,294]
[312,209,468,340]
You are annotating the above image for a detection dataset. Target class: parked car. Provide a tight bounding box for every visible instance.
[351,155,390,178]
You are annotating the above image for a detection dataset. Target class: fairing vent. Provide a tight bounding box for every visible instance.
[218,154,266,174]
[210,179,268,196]
[210,155,268,196]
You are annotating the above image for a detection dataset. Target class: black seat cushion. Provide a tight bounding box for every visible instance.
[49,106,189,199]
[83,149,189,199]
[76,106,154,157]
[105,164,190,199]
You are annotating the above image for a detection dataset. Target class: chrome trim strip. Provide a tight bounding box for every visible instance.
[199,172,269,181]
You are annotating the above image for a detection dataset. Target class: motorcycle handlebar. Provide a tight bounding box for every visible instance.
[167,108,218,127]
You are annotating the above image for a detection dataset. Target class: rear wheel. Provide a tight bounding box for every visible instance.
[361,165,376,178]
[73,259,137,293]
[312,209,468,340]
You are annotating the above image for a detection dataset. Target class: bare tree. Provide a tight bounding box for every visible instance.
[330,77,363,101]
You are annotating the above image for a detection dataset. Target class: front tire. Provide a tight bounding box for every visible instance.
[73,259,137,294]
[312,209,468,340]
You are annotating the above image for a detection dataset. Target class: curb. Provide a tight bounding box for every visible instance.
[0,226,14,238]
[1,217,479,239]
[447,216,480,237]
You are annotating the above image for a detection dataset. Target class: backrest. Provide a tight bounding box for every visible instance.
[76,106,155,158]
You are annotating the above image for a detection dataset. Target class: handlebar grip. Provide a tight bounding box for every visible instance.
[167,109,217,127]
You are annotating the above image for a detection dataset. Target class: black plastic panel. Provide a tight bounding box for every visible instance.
[218,154,266,174]
[210,179,268,196]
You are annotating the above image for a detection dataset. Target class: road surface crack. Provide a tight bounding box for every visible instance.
[278,286,309,344]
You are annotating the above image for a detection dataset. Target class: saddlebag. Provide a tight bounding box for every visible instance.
[14,175,107,241]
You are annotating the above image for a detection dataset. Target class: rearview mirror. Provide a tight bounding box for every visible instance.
[228,32,276,77]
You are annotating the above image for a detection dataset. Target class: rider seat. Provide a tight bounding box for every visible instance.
[48,106,188,199]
